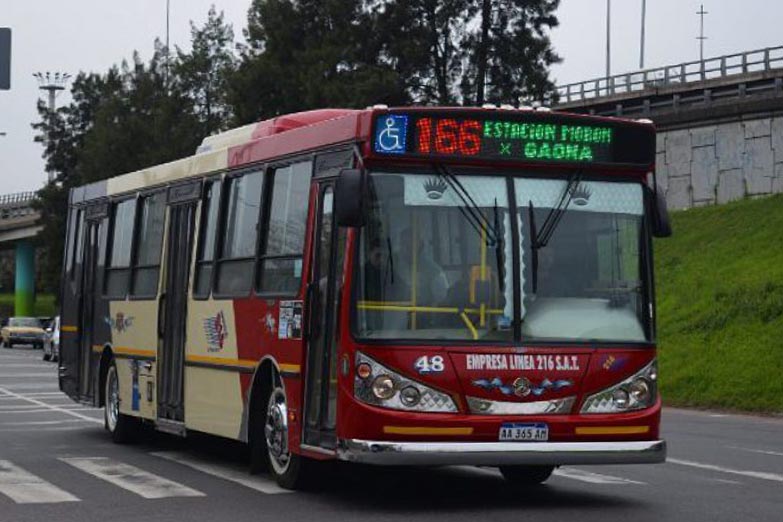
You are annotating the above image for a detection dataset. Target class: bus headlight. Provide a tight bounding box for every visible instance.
[581,360,658,414]
[354,352,457,413]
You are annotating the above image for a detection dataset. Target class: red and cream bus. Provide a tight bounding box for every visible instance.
[59,106,671,489]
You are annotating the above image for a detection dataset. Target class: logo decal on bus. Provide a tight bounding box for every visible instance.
[472,377,573,397]
[105,312,134,333]
[204,311,229,352]
[423,177,449,200]
[569,182,593,206]
[374,115,408,154]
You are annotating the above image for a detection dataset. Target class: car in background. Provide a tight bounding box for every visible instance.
[0,317,46,349]
[43,315,61,362]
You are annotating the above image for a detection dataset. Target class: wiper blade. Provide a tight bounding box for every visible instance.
[434,164,499,246]
[533,171,582,249]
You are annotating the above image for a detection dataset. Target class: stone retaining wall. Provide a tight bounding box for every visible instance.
[657,117,783,209]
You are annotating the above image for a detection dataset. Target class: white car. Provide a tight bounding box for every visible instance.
[43,316,60,362]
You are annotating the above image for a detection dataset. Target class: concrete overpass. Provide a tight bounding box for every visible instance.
[555,46,783,209]
[0,191,42,316]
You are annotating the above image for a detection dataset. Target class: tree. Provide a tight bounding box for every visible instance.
[175,6,237,136]
[229,0,409,124]
[460,0,562,106]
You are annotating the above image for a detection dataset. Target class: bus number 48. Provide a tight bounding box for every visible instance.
[415,355,445,374]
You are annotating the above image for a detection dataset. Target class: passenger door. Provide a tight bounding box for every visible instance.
[303,184,345,449]
[157,182,199,424]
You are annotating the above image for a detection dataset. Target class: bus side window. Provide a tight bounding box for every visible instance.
[104,198,137,298]
[215,170,264,296]
[193,179,222,298]
[129,192,166,298]
[257,161,311,295]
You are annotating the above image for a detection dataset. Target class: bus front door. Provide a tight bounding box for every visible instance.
[74,215,103,401]
[157,183,199,426]
[304,184,344,449]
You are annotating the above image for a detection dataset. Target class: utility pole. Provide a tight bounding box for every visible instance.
[640,0,647,69]
[606,0,611,80]
[165,0,171,85]
[697,4,708,62]
[33,71,70,182]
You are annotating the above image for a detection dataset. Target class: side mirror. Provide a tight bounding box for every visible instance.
[335,168,366,227]
[647,185,672,238]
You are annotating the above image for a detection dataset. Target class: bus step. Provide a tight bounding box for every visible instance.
[155,419,187,437]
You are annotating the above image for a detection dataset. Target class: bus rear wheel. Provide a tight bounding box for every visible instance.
[263,384,309,490]
[104,361,138,443]
[499,465,555,485]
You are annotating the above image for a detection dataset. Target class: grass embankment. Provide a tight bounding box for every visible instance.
[0,293,56,317]
[656,193,783,413]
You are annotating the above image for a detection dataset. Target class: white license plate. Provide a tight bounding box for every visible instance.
[499,422,549,442]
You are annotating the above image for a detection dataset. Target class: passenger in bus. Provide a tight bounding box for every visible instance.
[397,229,449,306]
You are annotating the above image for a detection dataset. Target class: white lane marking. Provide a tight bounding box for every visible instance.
[0,419,99,426]
[0,364,50,368]
[0,426,87,432]
[668,458,783,482]
[553,467,645,485]
[0,460,80,504]
[152,451,292,495]
[728,446,783,458]
[0,373,58,378]
[0,387,102,424]
[0,408,97,414]
[60,457,205,499]
[710,478,743,485]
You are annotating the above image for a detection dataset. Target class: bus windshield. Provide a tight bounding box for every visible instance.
[353,170,651,343]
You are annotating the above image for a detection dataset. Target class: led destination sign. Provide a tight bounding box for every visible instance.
[372,111,655,167]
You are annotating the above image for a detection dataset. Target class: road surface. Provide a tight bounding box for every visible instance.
[1,345,781,522]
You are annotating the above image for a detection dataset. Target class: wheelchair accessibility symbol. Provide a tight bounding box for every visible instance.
[374,115,408,154]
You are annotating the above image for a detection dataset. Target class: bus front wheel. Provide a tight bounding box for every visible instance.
[263,384,309,489]
[104,361,138,443]
[499,465,555,485]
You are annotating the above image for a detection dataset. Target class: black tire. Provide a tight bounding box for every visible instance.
[42,351,51,361]
[261,378,312,490]
[104,361,139,443]
[499,465,555,485]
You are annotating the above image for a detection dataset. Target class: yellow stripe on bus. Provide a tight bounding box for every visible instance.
[383,426,474,436]
[60,325,78,333]
[575,426,650,436]
[186,354,257,369]
[279,364,301,374]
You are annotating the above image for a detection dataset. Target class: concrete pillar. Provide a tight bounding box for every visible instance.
[14,240,35,317]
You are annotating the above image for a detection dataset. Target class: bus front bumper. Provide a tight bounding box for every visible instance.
[337,439,666,466]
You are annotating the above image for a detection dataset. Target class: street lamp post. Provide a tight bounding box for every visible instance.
[33,71,70,182]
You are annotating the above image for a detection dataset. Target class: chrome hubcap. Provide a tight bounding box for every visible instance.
[106,368,119,431]
[264,387,290,474]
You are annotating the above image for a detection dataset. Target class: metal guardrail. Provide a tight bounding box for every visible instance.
[557,46,783,103]
[0,192,36,207]
[0,192,38,221]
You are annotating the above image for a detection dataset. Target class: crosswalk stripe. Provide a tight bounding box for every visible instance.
[152,452,292,495]
[0,387,102,424]
[553,467,645,485]
[668,458,783,483]
[60,457,205,499]
[0,460,79,504]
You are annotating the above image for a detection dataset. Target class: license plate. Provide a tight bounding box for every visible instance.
[499,422,549,442]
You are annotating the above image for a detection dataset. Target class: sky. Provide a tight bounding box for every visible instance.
[1,0,782,193]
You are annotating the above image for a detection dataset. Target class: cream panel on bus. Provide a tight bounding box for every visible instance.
[184,299,245,439]
[106,148,228,197]
[109,300,159,420]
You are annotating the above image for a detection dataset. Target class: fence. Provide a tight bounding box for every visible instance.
[557,46,783,104]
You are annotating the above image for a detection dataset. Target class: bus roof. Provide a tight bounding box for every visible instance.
[70,107,654,204]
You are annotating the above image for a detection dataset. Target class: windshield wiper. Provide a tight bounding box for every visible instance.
[434,164,499,246]
[529,171,582,293]
[533,171,582,249]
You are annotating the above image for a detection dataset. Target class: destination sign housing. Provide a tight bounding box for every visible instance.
[371,110,655,168]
